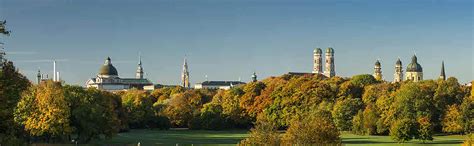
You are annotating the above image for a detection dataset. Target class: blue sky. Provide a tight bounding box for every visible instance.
[0,0,472,85]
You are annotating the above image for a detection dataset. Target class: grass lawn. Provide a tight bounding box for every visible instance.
[92,129,466,146]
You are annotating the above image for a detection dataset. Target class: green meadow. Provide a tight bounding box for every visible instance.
[91,130,465,146]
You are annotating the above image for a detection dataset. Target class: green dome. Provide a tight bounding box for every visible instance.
[375,60,381,66]
[406,55,422,72]
[314,48,322,53]
[326,47,334,53]
[99,57,118,76]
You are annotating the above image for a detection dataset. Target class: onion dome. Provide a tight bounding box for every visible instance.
[314,48,322,54]
[396,58,402,66]
[375,60,381,67]
[99,57,118,76]
[406,55,423,72]
[326,47,334,53]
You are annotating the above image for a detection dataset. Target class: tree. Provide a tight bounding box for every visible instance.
[442,104,463,133]
[363,104,379,135]
[281,110,341,144]
[239,114,280,145]
[14,80,72,142]
[64,86,121,142]
[121,89,154,128]
[417,116,433,143]
[0,20,10,35]
[460,95,473,134]
[352,110,365,135]
[332,97,363,131]
[0,60,30,143]
[390,118,418,143]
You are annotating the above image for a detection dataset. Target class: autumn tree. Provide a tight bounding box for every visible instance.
[15,80,72,142]
[239,114,280,145]
[121,89,155,128]
[282,110,341,144]
[442,104,463,133]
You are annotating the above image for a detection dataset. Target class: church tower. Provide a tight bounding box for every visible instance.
[136,55,144,79]
[251,72,257,82]
[324,47,335,78]
[37,68,41,84]
[181,57,190,88]
[439,61,446,80]
[394,58,403,83]
[373,60,382,81]
[405,55,423,82]
[313,48,323,74]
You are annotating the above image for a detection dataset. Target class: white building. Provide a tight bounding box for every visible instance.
[86,57,153,92]
[194,81,246,90]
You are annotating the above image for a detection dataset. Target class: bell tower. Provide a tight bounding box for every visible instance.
[394,58,403,83]
[313,48,323,74]
[373,60,382,81]
[324,47,335,78]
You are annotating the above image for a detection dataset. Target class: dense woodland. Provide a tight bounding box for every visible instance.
[0,58,472,144]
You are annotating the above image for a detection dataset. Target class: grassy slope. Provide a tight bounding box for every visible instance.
[93,130,465,146]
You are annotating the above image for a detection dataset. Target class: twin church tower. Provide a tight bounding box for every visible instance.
[312,47,336,78]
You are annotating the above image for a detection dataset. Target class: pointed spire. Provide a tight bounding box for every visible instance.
[440,61,446,80]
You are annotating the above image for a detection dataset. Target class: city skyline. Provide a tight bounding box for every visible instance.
[0,0,472,85]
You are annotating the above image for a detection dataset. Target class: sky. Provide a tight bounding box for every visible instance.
[0,0,472,86]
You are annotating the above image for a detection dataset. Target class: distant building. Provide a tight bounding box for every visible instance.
[439,61,446,80]
[251,72,258,82]
[86,57,153,92]
[394,58,403,83]
[373,60,382,81]
[311,47,335,78]
[405,55,423,82]
[181,57,190,88]
[324,47,336,78]
[194,81,246,90]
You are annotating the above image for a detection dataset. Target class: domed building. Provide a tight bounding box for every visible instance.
[405,55,423,82]
[86,57,153,92]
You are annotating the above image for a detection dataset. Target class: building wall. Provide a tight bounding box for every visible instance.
[405,72,423,82]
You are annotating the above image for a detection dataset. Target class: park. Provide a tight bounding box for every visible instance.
[91,129,466,146]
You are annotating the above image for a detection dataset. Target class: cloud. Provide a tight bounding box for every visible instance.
[14,59,69,63]
[5,51,38,55]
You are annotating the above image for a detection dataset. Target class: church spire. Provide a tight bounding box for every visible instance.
[136,53,144,79]
[439,61,446,80]
[181,56,190,88]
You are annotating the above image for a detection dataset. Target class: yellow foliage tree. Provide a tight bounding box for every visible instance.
[442,104,463,133]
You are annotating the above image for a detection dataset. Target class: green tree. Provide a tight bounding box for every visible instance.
[363,104,379,135]
[417,116,433,143]
[64,86,121,142]
[352,110,365,135]
[390,118,418,143]
[239,114,280,145]
[0,20,10,35]
[460,95,473,134]
[0,60,30,143]
[332,97,363,131]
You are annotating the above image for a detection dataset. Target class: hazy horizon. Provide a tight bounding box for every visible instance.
[1,0,472,86]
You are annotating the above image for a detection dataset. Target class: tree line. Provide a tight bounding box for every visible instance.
[0,20,472,145]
